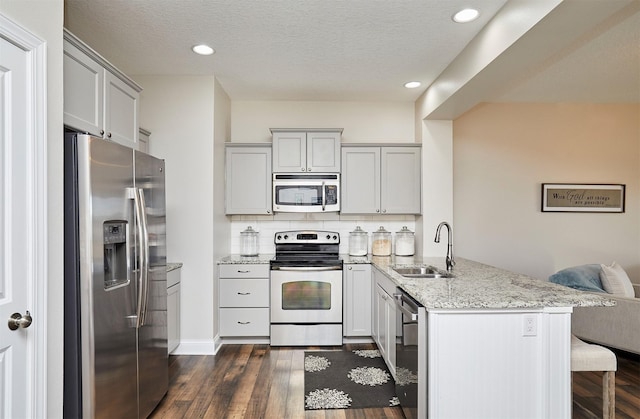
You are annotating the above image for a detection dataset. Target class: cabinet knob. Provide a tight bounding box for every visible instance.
[348,266,352,270]
[301,168,306,172]
[107,132,112,138]
[267,210,271,214]
[100,130,105,136]
[376,209,380,213]
[382,209,387,213]
[308,167,312,171]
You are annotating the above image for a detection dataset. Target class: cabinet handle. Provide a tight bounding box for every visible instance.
[237,292,251,295]
[237,270,250,273]
[238,321,251,325]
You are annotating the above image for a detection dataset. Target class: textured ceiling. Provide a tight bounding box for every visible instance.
[64,0,508,101]
[64,0,640,104]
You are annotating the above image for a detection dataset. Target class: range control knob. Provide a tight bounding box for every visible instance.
[333,235,338,240]
[276,235,282,241]
[326,235,331,240]
[284,235,289,240]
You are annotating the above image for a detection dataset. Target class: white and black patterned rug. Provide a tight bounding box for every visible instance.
[304,349,399,410]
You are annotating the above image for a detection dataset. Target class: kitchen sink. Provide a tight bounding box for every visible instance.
[392,266,454,279]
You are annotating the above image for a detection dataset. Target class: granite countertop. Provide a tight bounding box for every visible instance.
[359,255,616,310]
[218,254,275,264]
[218,253,615,310]
[166,262,183,272]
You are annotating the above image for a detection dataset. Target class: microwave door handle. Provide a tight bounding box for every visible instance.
[322,181,326,211]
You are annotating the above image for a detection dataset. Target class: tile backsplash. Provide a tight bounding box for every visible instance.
[230,216,416,255]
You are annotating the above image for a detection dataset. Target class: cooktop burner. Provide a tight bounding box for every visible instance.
[271,230,342,269]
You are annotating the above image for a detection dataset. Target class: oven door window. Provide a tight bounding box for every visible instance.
[275,185,323,206]
[281,281,331,310]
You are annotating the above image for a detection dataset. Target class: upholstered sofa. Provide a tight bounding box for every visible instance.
[549,263,640,355]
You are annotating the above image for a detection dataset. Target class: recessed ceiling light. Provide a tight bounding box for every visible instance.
[452,8,480,23]
[404,81,421,89]
[192,44,215,56]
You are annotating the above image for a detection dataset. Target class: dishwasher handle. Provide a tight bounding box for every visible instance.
[393,293,419,321]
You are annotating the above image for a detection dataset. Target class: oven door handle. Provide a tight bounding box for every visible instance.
[322,181,326,212]
[272,266,342,271]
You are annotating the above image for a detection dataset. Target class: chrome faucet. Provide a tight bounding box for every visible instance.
[434,221,455,271]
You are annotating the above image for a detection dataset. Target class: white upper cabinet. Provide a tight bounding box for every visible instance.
[64,30,141,149]
[271,129,341,172]
[341,145,421,214]
[138,128,150,154]
[225,144,272,215]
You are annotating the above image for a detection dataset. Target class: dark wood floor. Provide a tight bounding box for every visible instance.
[150,343,639,419]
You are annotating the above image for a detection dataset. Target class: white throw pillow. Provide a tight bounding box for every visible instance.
[599,262,635,297]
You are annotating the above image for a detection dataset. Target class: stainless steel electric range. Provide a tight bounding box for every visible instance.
[270,230,343,346]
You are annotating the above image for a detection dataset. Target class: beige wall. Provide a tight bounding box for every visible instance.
[454,103,640,282]
[231,100,415,142]
[136,75,218,351]
[0,1,65,416]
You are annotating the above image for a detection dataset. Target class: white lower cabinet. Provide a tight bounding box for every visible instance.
[218,264,270,337]
[343,264,372,337]
[167,266,182,354]
[372,267,396,377]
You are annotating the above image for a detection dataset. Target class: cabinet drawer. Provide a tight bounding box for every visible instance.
[219,279,269,307]
[219,264,270,278]
[219,308,270,336]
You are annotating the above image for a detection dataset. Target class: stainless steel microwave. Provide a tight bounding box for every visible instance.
[273,173,340,212]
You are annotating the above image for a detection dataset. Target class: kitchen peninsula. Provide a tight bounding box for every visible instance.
[217,255,614,418]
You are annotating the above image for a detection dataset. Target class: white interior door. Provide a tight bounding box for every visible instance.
[0,14,47,418]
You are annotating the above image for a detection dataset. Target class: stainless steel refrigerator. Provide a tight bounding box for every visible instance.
[64,133,168,418]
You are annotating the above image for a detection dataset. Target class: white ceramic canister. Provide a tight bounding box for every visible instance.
[240,226,259,256]
[371,226,392,256]
[395,226,415,256]
[349,226,368,256]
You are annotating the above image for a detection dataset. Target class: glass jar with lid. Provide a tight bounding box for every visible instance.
[240,226,259,256]
[395,226,415,256]
[349,226,368,256]
[371,226,392,256]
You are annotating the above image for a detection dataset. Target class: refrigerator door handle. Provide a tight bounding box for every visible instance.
[133,187,149,327]
[137,188,151,326]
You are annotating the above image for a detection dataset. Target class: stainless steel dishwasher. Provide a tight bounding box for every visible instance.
[394,289,427,419]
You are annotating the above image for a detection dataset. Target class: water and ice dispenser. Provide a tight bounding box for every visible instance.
[103,220,128,289]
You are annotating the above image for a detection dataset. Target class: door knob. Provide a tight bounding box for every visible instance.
[8,311,32,330]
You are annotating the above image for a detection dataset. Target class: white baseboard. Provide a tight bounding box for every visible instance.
[170,339,217,355]
[342,337,375,344]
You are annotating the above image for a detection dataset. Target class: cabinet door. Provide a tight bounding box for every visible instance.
[272,131,306,172]
[167,284,180,353]
[381,147,421,214]
[307,131,341,172]
[341,147,380,214]
[63,39,104,136]
[225,146,272,214]
[138,129,150,154]
[385,293,397,377]
[104,71,140,148]
[375,284,388,359]
[343,264,372,336]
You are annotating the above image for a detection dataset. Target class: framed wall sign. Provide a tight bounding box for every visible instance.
[541,183,625,213]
